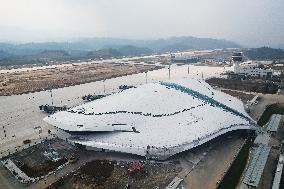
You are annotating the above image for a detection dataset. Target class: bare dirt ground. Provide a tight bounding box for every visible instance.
[45,160,181,189]
[1,131,247,189]
[0,63,160,96]
[8,138,76,178]
[206,78,278,94]
[248,93,284,121]
[0,141,147,189]
[221,89,255,103]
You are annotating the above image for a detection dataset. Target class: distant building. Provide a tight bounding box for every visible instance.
[232,52,243,62]
[170,54,199,63]
[232,52,273,79]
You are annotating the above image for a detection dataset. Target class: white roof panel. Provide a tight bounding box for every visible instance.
[44,78,254,158]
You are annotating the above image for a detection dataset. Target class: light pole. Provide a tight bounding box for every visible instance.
[145,72,148,84]
[50,90,54,105]
[103,79,106,93]
[168,64,171,80]
[188,64,189,75]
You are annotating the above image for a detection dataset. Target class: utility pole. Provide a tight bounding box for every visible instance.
[187,64,189,75]
[169,52,173,80]
[145,71,148,84]
[168,64,171,80]
[50,90,54,105]
[103,79,106,93]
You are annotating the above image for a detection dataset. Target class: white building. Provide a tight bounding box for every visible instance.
[44,79,255,160]
[232,52,273,79]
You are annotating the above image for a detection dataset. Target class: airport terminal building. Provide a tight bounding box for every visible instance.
[44,79,255,160]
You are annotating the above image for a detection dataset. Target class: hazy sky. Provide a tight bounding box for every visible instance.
[0,0,284,47]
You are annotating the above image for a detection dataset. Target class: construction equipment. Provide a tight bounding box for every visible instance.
[39,104,67,114]
[82,94,106,101]
[119,85,136,90]
[128,161,146,176]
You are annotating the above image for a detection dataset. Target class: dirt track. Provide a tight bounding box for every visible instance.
[0,63,160,96]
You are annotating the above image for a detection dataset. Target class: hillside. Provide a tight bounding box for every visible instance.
[35,50,71,58]
[117,45,153,56]
[243,47,284,60]
[0,50,11,59]
[143,36,239,52]
[86,46,153,58]
[86,48,121,58]
[0,36,240,66]
[0,36,239,55]
[0,50,71,66]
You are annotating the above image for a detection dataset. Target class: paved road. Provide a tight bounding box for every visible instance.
[177,131,246,189]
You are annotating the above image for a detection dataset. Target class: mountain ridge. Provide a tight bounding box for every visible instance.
[0,36,240,56]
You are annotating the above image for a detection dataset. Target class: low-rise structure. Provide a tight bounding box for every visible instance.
[234,61,273,79]
[231,52,274,79]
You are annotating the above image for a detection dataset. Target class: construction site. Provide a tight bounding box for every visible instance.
[0,127,250,189]
[46,160,181,189]
[0,51,283,189]
[1,0,284,187]
[2,138,76,181]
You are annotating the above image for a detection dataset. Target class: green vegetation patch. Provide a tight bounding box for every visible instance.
[217,136,252,189]
[244,47,284,60]
[257,103,284,126]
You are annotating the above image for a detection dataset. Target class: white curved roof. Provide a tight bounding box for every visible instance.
[44,78,255,159]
